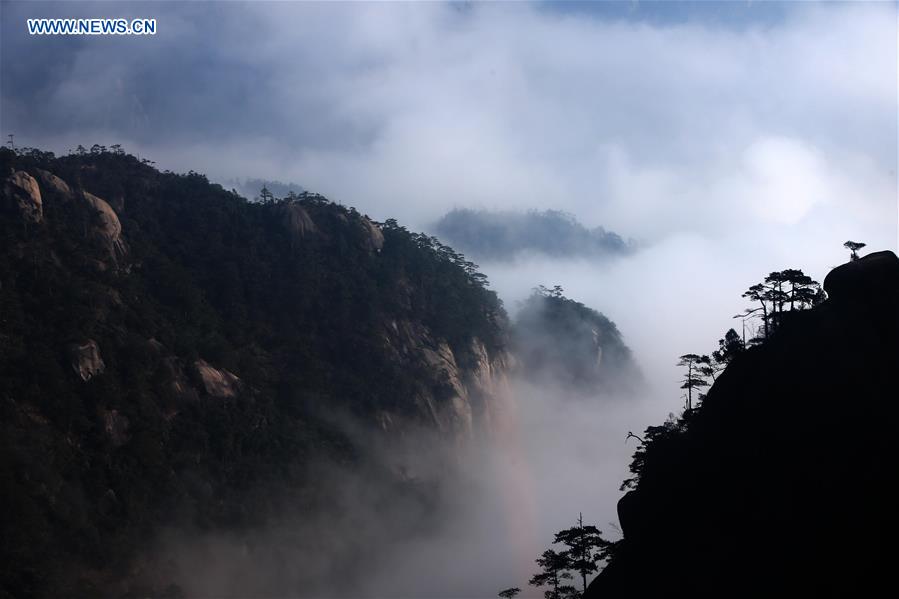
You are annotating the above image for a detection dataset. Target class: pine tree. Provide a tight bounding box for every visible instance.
[677,353,709,411]
[529,549,576,599]
[554,513,611,595]
[844,240,866,261]
[712,329,745,366]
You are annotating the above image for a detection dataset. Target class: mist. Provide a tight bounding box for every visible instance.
[143,365,659,598]
[2,0,896,596]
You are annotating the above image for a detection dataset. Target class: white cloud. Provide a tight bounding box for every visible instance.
[5,2,894,248]
[3,2,897,596]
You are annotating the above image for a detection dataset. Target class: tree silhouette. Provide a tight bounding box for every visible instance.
[780,268,821,311]
[535,284,566,299]
[844,240,866,261]
[743,269,821,339]
[498,588,521,599]
[693,354,721,401]
[554,513,611,595]
[529,549,576,599]
[259,185,274,203]
[741,283,771,340]
[677,353,709,411]
[712,328,745,366]
[621,414,684,491]
[763,271,791,329]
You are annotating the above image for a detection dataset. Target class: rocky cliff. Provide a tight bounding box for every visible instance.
[0,147,512,596]
[587,251,899,596]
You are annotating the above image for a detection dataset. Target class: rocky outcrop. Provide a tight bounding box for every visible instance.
[279,201,318,240]
[81,191,127,262]
[823,250,899,304]
[361,217,385,252]
[382,319,512,442]
[194,359,240,399]
[34,169,73,200]
[68,339,106,381]
[465,337,516,434]
[3,171,43,223]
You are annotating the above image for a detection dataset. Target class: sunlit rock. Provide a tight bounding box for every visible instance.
[279,201,318,240]
[361,217,384,252]
[82,191,127,261]
[194,359,241,398]
[3,171,43,223]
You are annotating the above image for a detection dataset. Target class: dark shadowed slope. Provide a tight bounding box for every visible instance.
[587,251,899,597]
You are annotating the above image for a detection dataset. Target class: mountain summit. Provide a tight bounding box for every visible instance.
[588,250,899,596]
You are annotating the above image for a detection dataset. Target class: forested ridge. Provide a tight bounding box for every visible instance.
[0,145,510,596]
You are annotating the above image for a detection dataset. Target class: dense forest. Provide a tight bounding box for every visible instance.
[0,145,515,597]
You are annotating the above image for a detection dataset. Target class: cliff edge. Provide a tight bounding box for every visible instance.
[588,251,899,596]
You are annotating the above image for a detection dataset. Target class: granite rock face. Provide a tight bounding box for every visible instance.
[194,359,241,399]
[361,217,385,253]
[3,170,43,223]
[81,191,127,262]
[34,169,73,200]
[279,201,318,240]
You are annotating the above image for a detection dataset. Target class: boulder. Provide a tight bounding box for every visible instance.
[194,359,240,398]
[34,169,73,200]
[823,250,899,303]
[69,339,105,381]
[2,171,43,223]
[82,191,127,261]
[279,202,317,240]
[361,217,384,252]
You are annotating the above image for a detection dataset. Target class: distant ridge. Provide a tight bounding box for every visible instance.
[433,208,633,261]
